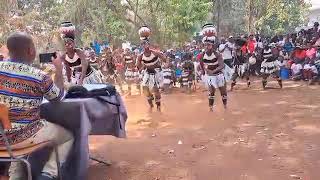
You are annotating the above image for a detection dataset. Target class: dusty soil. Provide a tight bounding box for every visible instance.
[88,80,320,180]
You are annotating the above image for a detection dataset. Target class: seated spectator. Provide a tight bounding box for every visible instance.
[283,36,294,54]
[291,62,303,80]
[306,43,317,60]
[292,45,306,63]
[303,59,318,83]
[0,32,74,180]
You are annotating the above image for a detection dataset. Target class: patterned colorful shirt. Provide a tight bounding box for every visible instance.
[0,61,63,145]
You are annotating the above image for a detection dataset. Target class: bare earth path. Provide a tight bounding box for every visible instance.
[88,80,320,180]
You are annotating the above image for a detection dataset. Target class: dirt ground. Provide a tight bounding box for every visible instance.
[88,80,320,180]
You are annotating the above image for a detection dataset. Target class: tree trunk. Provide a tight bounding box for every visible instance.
[247,0,253,33]
[216,0,221,39]
[134,0,139,25]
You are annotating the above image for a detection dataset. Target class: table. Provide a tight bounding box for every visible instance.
[31,93,127,180]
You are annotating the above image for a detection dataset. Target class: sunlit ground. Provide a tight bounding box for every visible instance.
[89,80,320,180]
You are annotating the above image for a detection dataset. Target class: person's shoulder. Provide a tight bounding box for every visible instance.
[0,61,47,78]
[0,61,51,83]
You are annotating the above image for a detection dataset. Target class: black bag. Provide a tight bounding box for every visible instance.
[65,84,122,129]
[65,84,117,99]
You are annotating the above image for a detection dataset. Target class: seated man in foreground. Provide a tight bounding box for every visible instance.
[0,32,74,180]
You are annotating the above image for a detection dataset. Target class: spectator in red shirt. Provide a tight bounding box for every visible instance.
[241,44,247,54]
[292,45,307,63]
[247,34,256,55]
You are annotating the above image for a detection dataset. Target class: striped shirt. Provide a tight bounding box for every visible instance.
[142,53,159,67]
[162,68,173,85]
[0,61,63,145]
[263,49,273,61]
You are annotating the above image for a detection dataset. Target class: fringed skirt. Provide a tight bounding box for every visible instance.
[141,69,163,89]
[125,69,140,83]
[234,63,250,77]
[260,60,280,74]
[181,71,193,86]
[71,69,104,85]
[204,73,225,89]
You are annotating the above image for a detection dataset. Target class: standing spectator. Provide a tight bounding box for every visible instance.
[247,34,256,55]
[182,45,193,61]
[218,37,234,68]
[167,49,175,62]
[91,40,101,55]
[175,48,182,62]
[254,36,264,75]
[296,30,306,46]
[192,46,201,61]
[312,22,319,37]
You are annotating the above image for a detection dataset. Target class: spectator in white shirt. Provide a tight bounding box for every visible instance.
[218,37,234,68]
[303,59,318,82]
[291,62,303,80]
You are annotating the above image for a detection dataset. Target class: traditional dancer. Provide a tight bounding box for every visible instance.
[59,22,103,85]
[87,48,99,70]
[123,48,140,95]
[162,62,174,94]
[260,43,282,89]
[100,48,117,84]
[230,40,251,91]
[180,59,195,93]
[199,24,228,111]
[136,26,167,111]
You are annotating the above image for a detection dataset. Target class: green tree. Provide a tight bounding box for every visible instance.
[126,0,212,46]
[0,0,312,48]
[255,0,310,35]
